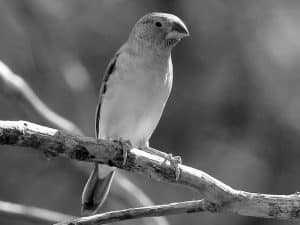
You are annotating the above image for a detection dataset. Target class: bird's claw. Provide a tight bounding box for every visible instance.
[114,138,131,166]
[162,154,182,180]
[122,147,128,166]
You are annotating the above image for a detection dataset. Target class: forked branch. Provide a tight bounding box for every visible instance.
[0,120,300,223]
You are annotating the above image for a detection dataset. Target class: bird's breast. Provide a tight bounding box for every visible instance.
[99,52,173,147]
[106,52,172,102]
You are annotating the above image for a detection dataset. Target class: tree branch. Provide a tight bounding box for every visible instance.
[0,200,74,224]
[0,120,300,222]
[0,60,168,225]
[55,200,212,225]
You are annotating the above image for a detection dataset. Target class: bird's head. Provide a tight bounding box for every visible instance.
[129,12,189,52]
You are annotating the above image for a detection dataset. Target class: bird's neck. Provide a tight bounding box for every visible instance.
[127,36,172,62]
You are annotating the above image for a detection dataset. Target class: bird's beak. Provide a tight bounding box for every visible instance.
[166,21,190,40]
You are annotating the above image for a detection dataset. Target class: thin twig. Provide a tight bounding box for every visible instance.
[112,175,168,225]
[0,200,74,224]
[0,60,83,136]
[0,120,300,222]
[55,200,214,225]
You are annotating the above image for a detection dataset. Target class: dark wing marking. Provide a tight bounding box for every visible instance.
[95,52,120,138]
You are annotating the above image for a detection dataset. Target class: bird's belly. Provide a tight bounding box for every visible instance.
[99,77,169,148]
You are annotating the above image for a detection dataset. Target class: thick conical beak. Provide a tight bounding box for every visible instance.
[171,21,189,36]
[166,21,190,40]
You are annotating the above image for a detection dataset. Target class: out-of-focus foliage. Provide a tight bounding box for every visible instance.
[1,0,300,224]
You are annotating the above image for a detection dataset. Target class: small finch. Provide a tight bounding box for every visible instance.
[81,12,189,215]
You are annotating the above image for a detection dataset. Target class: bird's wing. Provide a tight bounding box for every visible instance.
[95,47,124,138]
[82,45,126,216]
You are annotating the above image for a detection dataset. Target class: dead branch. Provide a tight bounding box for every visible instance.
[1,120,300,222]
[55,200,212,225]
[0,60,168,225]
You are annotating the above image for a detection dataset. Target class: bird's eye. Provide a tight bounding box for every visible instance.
[155,22,162,27]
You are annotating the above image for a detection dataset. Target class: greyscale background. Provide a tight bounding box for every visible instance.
[0,1,299,225]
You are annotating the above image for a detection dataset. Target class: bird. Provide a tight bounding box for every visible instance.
[81,12,189,216]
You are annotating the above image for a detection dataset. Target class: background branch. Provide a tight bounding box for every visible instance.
[0,60,83,136]
[1,120,300,222]
[0,200,74,224]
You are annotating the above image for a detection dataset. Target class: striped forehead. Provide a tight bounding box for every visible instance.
[150,12,181,22]
[140,12,183,24]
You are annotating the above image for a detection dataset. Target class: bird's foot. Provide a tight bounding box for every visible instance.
[114,138,131,166]
[140,146,182,180]
[162,154,182,180]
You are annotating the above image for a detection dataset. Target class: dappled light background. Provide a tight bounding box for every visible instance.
[0,0,300,225]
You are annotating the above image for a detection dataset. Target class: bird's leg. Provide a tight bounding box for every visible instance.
[141,142,182,180]
[113,138,131,166]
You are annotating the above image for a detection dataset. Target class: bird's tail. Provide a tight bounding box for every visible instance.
[81,163,115,216]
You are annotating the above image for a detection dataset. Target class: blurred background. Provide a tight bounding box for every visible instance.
[0,0,300,224]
